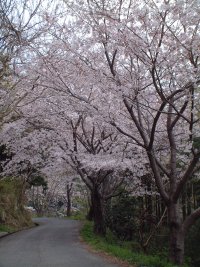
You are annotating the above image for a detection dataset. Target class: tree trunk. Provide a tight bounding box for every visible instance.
[168,202,184,266]
[91,187,106,236]
[86,201,94,221]
[66,197,71,217]
[66,184,72,217]
[182,190,186,220]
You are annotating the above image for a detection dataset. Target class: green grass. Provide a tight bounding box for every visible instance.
[0,224,15,233]
[70,213,86,221]
[65,210,86,221]
[80,221,188,267]
[0,177,33,230]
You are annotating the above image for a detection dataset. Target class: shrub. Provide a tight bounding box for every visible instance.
[185,219,200,266]
[106,193,139,241]
[0,177,33,230]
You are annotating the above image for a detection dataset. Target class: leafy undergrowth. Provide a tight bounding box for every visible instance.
[0,224,15,233]
[0,177,33,232]
[64,209,87,220]
[80,221,188,267]
[67,212,86,221]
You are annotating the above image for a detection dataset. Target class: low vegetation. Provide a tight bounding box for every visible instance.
[80,221,189,267]
[0,178,33,232]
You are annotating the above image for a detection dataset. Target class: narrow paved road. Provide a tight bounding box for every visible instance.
[0,218,120,267]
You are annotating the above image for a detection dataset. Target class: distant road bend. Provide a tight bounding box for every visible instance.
[0,218,121,267]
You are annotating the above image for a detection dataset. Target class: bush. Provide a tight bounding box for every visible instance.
[106,193,139,241]
[81,221,184,267]
[0,177,33,230]
[185,219,200,266]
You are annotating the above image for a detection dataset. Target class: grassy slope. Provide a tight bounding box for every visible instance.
[0,178,33,232]
[80,221,189,267]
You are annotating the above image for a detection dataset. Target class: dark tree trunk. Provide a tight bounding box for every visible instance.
[66,184,72,217]
[86,201,94,221]
[168,202,184,266]
[182,190,186,220]
[66,198,71,217]
[91,187,106,236]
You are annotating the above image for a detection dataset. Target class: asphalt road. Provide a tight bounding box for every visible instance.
[0,218,120,267]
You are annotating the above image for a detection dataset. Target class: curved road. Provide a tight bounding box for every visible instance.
[0,218,120,267]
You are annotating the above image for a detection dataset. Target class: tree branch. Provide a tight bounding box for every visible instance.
[173,152,200,202]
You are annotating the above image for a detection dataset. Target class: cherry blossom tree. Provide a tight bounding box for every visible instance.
[13,38,145,235]
[0,0,43,127]
[65,115,140,235]
[1,0,199,264]
[47,0,200,264]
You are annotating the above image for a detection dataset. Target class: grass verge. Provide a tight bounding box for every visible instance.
[65,211,86,221]
[80,221,188,267]
[0,224,16,233]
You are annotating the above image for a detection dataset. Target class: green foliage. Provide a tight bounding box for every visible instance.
[65,201,88,220]
[185,219,200,267]
[0,54,11,84]
[67,194,89,220]
[106,192,139,241]
[0,144,12,173]
[0,177,33,230]
[29,175,47,187]
[67,211,86,221]
[0,144,10,161]
[0,224,15,233]
[81,221,185,267]
[193,136,200,150]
